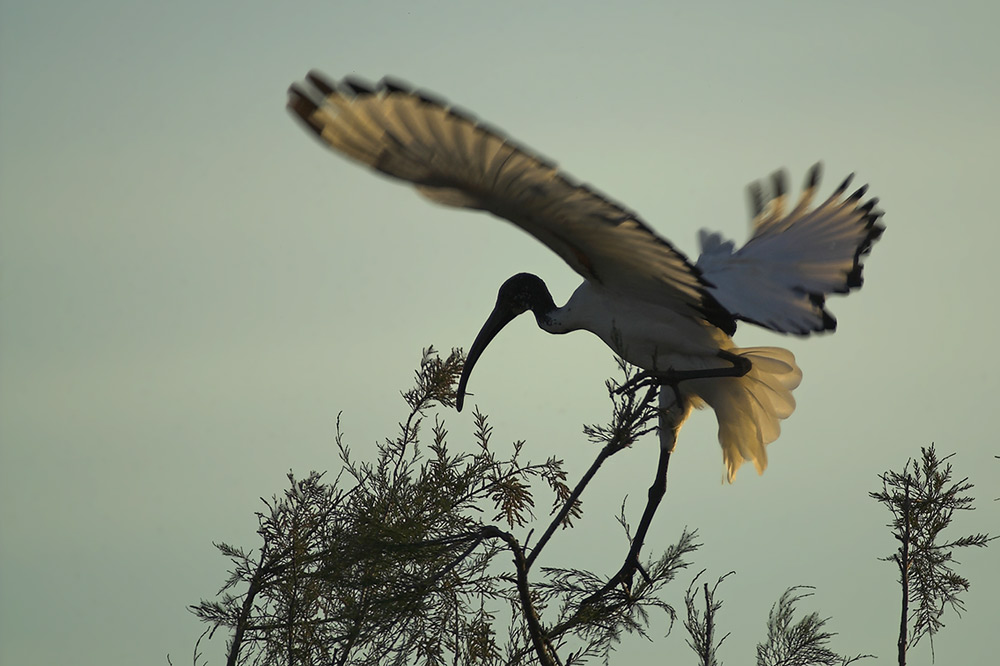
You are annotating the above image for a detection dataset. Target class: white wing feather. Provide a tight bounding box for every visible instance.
[288,72,735,333]
[696,165,884,335]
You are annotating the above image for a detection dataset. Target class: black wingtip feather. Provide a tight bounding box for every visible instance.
[448,104,477,124]
[286,83,313,109]
[416,89,446,107]
[380,76,411,93]
[772,170,787,198]
[849,184,869,202]
[306,70,337,96]
[868,220,885,242]
[838,190,886,291]
[845,266,865,289]
[748,183,765,217]
[805,163,822,189]
[859,198,879,215]
[343,76,375,95]
[807,293,838,332]
[286,86,326,137]
[836,172,855,194]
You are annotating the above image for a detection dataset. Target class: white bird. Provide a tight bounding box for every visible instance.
[287,72,884,481]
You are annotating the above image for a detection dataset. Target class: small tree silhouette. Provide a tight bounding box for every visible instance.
[755,588,871,666]
[682,570,732,666]
[192,348,700,665]
[870,444,996,665]
[682,572,871,666]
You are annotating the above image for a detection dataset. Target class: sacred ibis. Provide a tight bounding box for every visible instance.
[287,72,884,481]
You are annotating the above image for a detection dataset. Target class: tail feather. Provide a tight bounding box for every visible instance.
[686,347,802,481]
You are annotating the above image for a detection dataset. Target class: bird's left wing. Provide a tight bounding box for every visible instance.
[287,72,735,334]
[696,165,884,335]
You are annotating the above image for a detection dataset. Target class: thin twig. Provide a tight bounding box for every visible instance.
[525,443,616,572]
[526,384,659,572]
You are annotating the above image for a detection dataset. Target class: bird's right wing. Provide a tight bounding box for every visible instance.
[287,71,735,334]
[696,165,884,335]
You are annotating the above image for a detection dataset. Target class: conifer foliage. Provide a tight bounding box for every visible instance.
[192,348,698,665]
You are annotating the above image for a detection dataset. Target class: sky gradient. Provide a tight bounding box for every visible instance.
[2,1,998,664]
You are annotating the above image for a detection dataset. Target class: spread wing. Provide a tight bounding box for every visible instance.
[287,71,735,334]
[696,164,885,335]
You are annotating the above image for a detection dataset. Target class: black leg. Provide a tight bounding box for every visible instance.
[581,398,677,604]
[615,350,751,397]
[580,447,670,603]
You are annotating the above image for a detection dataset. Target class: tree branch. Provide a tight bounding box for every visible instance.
[526,382,659,572]
[481,525,559,666]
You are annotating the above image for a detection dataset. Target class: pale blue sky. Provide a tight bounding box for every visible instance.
[2,1,998,664]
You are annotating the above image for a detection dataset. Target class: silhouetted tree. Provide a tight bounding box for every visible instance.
[192,348,699,665]
[682,570,732,666]
[870,444,996,665]
[682,573,870,666]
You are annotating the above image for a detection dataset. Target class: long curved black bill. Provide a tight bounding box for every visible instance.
[456,304,520,412]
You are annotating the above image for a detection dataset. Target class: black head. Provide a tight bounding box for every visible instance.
[495,273,555,317]
[456,273,556,411]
